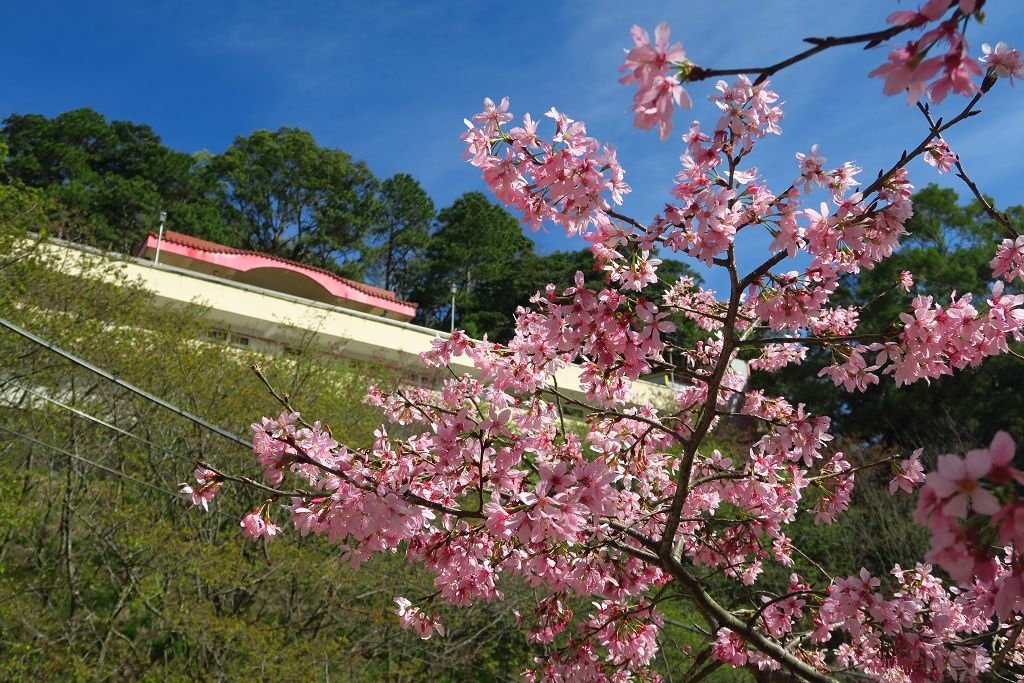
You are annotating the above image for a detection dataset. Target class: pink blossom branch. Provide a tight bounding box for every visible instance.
[195,460,310,499]
[805,453,900,483]
[664,560,839,683]
[736,333,889,347]
[275,432,483,521]
[656,73,980,568]
[253,363,487,520]
[737,83,988,295]
[860,87,985,199]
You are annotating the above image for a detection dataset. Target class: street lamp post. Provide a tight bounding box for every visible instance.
[154,211,168,265]
[450,282,458,334]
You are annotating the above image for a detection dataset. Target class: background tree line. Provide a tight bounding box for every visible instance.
[0,108,699,343]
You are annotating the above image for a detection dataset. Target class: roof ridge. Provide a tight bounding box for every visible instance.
[150,231,414,306]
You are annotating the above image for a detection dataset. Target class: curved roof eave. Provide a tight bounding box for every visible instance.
[140,232,417,319]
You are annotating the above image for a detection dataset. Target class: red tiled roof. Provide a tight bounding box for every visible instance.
[147,230,413,307]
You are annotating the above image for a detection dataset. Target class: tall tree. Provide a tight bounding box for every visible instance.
[209,127,379,276]
[409,192,536,341]
[1,108,223,251]
[364,173,433,297]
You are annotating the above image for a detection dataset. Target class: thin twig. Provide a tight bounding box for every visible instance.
[916,98,1020,239]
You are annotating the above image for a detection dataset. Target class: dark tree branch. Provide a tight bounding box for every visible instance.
[916,97,1021,239]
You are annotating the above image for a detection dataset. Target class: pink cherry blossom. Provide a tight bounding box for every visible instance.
[869,43,943,103]
[991,236,1024,283]
[926,450,999,518]
[395,597,446,640]
[620,23,691,140]
[981,42,1024,84]
[930,45,983,102]
[995,572,1024,620]
[795,144,827,193]
[889,448,926,494]
[986,431,1023,485]
[471,96,513,136]
[240,510,281,542]
[923,137,957,174]
[179,466,221,512]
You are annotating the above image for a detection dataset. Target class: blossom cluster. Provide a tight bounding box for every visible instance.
[394,597,446,640]
[871,0,988,103]
[461,97,629,236]
[179,466,221,511]
[915,433,1024,617]
[618,22,691,140]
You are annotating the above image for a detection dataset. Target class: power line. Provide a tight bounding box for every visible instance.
[4,379,306,516]
[1,423,346,563]
[0,317,349,562]
[0,315,251,449]
[1,425,273,531]
[2,378,200,466]
[0,424,186,501]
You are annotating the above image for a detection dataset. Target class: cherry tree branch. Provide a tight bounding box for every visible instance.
[682,2,973,88]
[736,333,888,348]
[685,24,911,87]
[605,208,648,232]
[195,460,310,499]
[664,559,840,683]
[916,97,1021,239]
[660,243,743,558]
[738,83,988,296]
[540,385,691,443]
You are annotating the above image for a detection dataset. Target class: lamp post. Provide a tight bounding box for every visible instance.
[154,211,167,265]
[450,282,458,334]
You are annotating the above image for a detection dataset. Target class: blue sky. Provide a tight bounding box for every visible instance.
[5,1,1024,290]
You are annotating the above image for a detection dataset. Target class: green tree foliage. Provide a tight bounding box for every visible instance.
[525,248,601,293]
[406,191,706,345]
[1,108,223,251]
[208,127,379,277]
[760,185,1024,449]
[410,192,536,341]
[364,173,434,297]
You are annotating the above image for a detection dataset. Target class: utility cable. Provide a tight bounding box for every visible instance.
[0,424,186,501]
[0,425,348,564]
[1,378,201,467]
[0,319,354,563]
[0,316,251,449]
